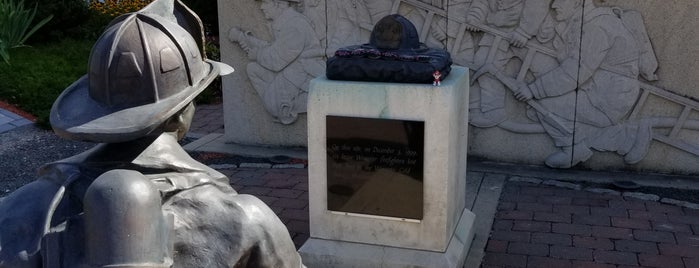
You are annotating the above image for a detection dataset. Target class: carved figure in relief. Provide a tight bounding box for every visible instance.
[512,0,653,168]
[326,0,373,56]
[467,0,555,127]
[229,0,325,124]
[393,0,476,66]
[0,1,304,267]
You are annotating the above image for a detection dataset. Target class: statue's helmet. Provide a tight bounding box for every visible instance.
[369,14,420,50]
[50,0,233,143]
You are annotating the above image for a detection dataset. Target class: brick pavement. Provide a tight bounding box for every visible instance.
[483,179,699,268]
[190,103,225,135]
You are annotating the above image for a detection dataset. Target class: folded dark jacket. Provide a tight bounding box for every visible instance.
[326,44,452,84]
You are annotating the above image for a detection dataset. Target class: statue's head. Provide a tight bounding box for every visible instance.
[50,0,233,143]
[258,0,299,19]
[552,0,585,21]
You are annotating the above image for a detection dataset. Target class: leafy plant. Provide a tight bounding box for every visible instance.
[24,0,89,43]
[0,0,52,64]
[85,0,152,39]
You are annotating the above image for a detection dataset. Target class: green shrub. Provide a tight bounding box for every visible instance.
[0,0,53,63]
[24,0,89,43]
[0,38,91,127]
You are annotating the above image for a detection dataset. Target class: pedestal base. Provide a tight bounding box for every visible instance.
[299,209,476,268]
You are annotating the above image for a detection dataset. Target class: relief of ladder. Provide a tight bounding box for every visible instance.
[392,0,699,157]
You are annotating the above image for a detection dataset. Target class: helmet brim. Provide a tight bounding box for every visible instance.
[50,60,227,143]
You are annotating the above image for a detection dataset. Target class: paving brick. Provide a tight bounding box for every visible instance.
[237,186,272,196]
[285,219,309,234]
[683,207,699,216]
[638,254,685,268]
[571,261,615,268]
[528,256,573,268]
[493,219,514,231]
[647,203,685,215]
[675,234,699,246]
[517,202,553,212]
[490,231,531,242]
[264,178,297,188]
[501,184,520,195]
[573,236,614,250]
[554,204,590,215]
[652,221,693,233]
[592,226,634,240]
[513,220,551,232]
[501,193,538,203]
[629,210,669,222]
[532,232,572,246]
[498,201,517,211]
[553,223,592,236]
[668,214,699,225]
[497,210,533,220]
[255,195,279,206]
[634,230,676,243]
[572,197,609,207]
[507,242,549,256]
[236,177,267,186]
[281,208,309,221]
[658,243,699,258]
[609,199,647,210]
[483,253,527,267]
[293,182,309,191]
[272,197,308,209]
[485,240,508,253]
[593,250,638,266]
[538,195,573,205]
[292,233,309,249]
[550,245,593,261]
[268,189,304,199]
[684,257,699,268]
[612,216,651,230]
[573,214,610,226]
[521,186,556,196]
[591,207,629,217]
[534,212,571,223]
[552,188,584,197]
[614,240,659,254]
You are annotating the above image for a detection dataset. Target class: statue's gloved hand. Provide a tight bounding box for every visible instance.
[514,83,534,101]
[508,31,529,48]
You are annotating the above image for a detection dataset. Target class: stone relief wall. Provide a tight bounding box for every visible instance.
[219,0,699,173]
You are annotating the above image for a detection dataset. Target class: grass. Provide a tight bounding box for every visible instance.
[0,38,92,127]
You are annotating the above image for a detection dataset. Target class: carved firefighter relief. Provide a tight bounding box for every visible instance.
[391,0,699,169]
[224,0,699,169]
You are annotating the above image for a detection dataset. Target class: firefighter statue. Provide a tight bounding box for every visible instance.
[0,0,304,267]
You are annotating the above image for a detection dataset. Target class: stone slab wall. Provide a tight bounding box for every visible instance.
[218,0,699,174]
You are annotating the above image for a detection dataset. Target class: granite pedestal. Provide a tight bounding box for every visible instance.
[299,67,475,267]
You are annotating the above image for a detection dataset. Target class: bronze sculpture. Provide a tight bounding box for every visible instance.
[0,1,304,267]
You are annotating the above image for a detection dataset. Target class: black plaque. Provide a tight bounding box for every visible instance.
[326,115,424,220]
